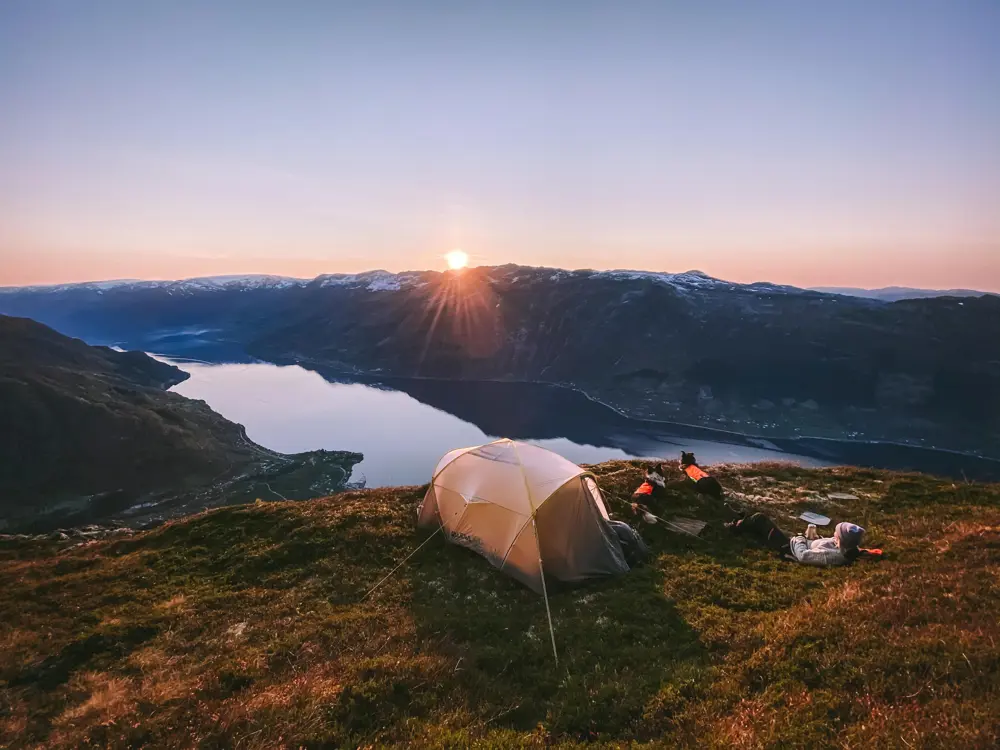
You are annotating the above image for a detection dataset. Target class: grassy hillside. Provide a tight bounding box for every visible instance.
[2,460,998,748]
[0,314,253,511]
[0,315,362,530]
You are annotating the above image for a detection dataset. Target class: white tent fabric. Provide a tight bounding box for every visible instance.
[417,439,629,594]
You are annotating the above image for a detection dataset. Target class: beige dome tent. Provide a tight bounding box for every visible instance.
[417,439,630,594]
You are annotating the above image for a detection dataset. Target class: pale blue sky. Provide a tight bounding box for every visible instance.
[1,0,998,289]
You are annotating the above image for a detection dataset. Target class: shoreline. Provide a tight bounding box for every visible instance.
[284,356,999,465]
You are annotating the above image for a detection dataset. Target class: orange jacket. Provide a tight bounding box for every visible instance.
[683,464,709,482]
[633,481,655,497]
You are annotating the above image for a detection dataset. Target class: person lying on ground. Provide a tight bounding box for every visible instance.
[727,514,875,566]
[788,521,869,567]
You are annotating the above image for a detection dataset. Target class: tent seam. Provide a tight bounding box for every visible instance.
[497,473,586,570]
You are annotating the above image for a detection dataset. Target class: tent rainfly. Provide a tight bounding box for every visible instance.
[417,439,630,594]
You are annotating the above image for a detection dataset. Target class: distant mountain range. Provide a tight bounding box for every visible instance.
[811,285,997,302]
[6,272,994,301]
[2,265,998,457]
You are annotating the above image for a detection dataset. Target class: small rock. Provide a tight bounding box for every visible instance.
[827,492,859,501]
[49,531,70,541]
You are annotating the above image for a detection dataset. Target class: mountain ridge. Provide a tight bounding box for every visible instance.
[2,266,997,458]
[0,315,362,530]
[812,285,997,301]
[6,267,995,300]
[0,315,253,508]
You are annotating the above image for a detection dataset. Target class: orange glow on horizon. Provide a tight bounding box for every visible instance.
[0,243,998,293]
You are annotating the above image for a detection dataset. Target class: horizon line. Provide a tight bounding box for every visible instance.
[2,264,997,297]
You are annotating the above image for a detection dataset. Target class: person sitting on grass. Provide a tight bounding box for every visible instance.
[727,514,872,567]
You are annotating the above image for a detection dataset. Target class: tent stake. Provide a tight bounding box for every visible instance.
[363,524,445,600]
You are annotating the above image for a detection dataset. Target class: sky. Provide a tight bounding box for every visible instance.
[1,0,998,290]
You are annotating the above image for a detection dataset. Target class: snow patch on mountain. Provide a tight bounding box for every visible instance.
[0,279,143,294]
[174,275,305,291]
[1,275,307,294]
[587,268,808,296]
[318,270,424,292]
[598,269,726,290]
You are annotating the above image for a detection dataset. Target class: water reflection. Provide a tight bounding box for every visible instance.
[164,359,827,487]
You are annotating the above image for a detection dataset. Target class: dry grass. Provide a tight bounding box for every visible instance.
[1,460,999,748]
[51,672,136,746]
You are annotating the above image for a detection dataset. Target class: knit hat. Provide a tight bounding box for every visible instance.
[834,522,865,549]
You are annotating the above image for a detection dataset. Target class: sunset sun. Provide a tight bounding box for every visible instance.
[445,250,469,270]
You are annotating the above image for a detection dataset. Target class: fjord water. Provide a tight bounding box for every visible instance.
[164,359,829,487]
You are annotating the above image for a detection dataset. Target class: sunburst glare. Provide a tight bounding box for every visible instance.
[445,250,469,270]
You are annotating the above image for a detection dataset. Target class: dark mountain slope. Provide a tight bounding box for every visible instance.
[0,314,185,387]
[2,267,998,454]
[0,316,259,508]
[248,268,1000,453]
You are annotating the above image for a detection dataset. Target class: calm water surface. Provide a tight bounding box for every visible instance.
[165,359,828,487]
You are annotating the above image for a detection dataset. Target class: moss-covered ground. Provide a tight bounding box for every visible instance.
[2,460,998,748]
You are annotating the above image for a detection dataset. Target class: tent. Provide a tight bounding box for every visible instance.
[417,439,630,594]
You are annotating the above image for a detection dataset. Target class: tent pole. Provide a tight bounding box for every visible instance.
[510,440,560,665]
[531,517,559,666]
